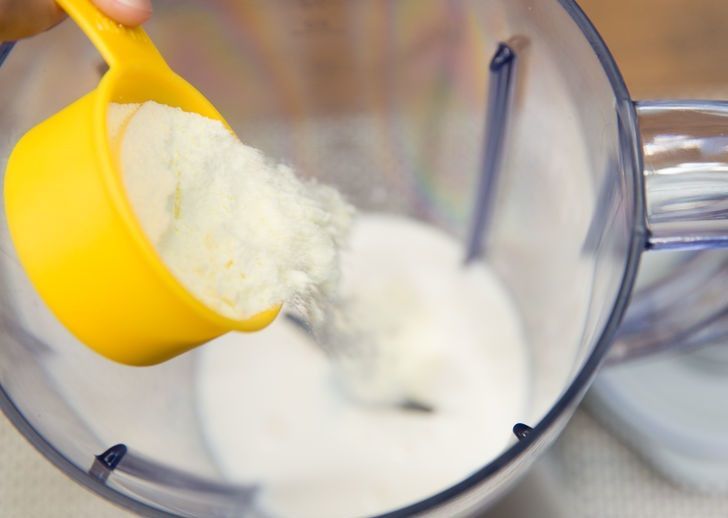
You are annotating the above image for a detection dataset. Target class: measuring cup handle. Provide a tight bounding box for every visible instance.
[638,100,728,250]
[55,0,168,71]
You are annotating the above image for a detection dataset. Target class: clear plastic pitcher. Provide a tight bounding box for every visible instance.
[1,0,727,516]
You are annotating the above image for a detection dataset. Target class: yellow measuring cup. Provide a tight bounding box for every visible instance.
[3,0,280,365]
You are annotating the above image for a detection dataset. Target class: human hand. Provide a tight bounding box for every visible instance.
[0,0,152,41]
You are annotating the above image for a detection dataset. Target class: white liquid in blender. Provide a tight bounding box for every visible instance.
[195,214,530,517]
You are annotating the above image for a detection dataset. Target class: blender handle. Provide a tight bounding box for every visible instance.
[606,252,728,364]
[638,100,728,250]
[606,100,728,364]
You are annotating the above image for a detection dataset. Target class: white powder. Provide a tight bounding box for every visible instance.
[195,214,530,517]
[108,101,353,320]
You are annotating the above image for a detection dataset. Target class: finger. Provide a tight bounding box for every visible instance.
[92,0,152,27]
[0,0,65,40]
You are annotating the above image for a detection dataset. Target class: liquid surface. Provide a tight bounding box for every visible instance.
[195,214,530,517]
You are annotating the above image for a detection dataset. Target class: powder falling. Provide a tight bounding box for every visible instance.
[108,101,353,320]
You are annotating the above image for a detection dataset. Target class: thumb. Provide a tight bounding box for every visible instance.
[92,0,152,27]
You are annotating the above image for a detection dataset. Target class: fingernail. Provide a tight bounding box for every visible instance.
[115,0,153,13]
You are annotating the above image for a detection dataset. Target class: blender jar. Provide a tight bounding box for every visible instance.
[1,0,727,516]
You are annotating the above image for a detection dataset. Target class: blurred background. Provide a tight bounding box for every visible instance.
[2,0,728,516]
[581,0,728,99]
